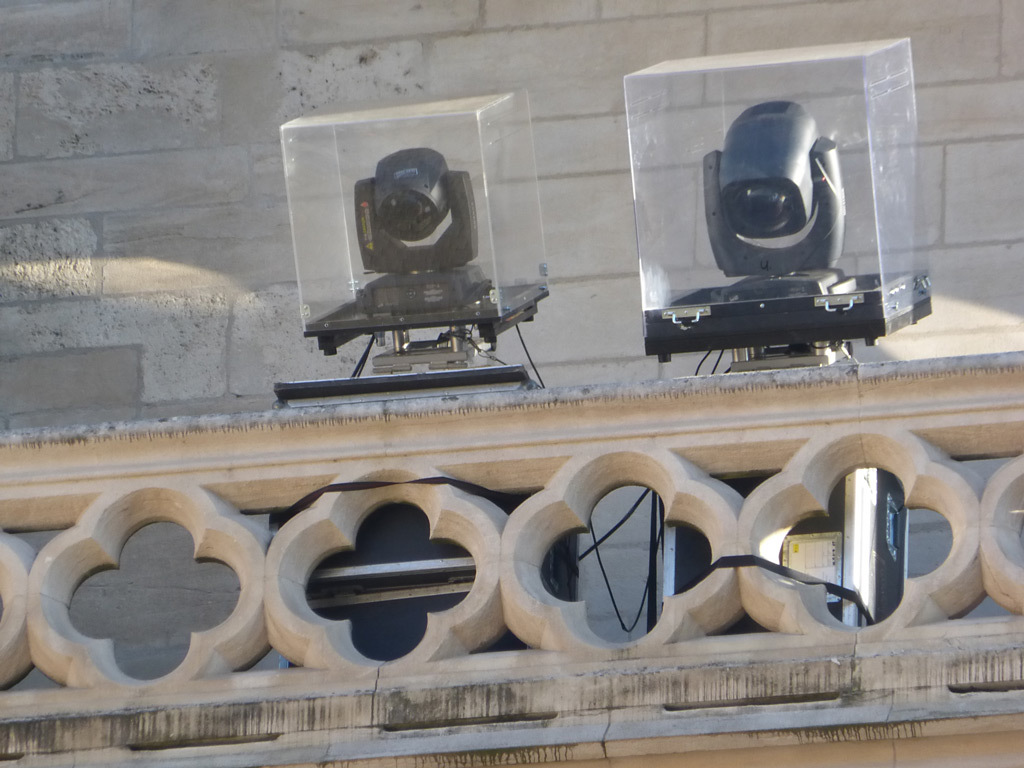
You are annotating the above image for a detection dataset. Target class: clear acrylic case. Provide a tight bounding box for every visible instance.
[624,40,929,359]
[281,92,547,354]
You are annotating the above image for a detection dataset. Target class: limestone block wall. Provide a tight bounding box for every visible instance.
[1,0,1022,428]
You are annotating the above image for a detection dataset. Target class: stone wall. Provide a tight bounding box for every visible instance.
[2,354,1024,765]
[2,0,1022,428]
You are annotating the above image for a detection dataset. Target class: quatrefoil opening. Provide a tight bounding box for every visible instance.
[737,431,983,641]
[980,455,1024,616]
[27,485,269,688]
[69,521,242,680]
[500,449,743,654]
[265,467,506,672]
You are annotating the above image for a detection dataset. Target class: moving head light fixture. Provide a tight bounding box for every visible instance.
[278,93,548,399]
[352,148,489,331]
[706,101,844,279]
[625,40,931,371]
[355,147,477,275]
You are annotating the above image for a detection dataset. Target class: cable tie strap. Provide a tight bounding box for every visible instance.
[679,553,875,625]
[279,476,525,519]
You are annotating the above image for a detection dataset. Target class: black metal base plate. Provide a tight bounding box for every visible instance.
[304,283,548,352]
[644,274,931,358]
[274,365,534,406]
[303,282,548,335]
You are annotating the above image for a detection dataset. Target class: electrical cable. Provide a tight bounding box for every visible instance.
[710,349,725,375]
[586,490,665,634]
[578,488,650,560]
[264,476,874,628]
[588,517,650,634]
[646,492,662,632]
[694,349,713,376]
[677,553,875,625]
[271,476,526,522]
[350,336,374,378]
[516,324,545,388]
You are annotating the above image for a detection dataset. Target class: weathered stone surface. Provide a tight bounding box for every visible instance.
[0,147,249,219]
[250,143,288,201]
[0,74,13,161]
[522,277,644,365]
[856,240,1024,363]
[429,17,704,118]
[0,346,139,414]
[219,43,426,144]
[0,0,131,61]
[946,139,1024,243]
[227,285,362,397]
[277,42,426,119]
[873,328,1024,363]
[9,406,138,430]
[538,173,637,279]
[1003,0,1024,77]
[484,0,598,27]
[916,145,944,247]
[918,81,1024,143]
[69,521,242,680]
[707,0,1000,84]
[102,202,293,294]
[133,0,276,56]
[0,218,97,300]
[0,293,229,402]
[17,61,219,158]
[2,350,1024,758]
[533,114,629,176]
[907,243,1024,332]
[531,355,694,389]
[602,0,796,15]
[0,1,1023,762]
[279,0,478,44]
[138,393,272,422]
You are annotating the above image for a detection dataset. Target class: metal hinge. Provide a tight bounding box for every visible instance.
[814,294,864,312]
[662,305,711,326]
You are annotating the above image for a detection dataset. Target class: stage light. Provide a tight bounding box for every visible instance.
[625,40,931,370]
[354,147,477,275]
[277,92,548,403]
[706,101,844,279]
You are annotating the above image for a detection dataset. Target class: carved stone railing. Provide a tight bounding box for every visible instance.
[3,353,1024,766]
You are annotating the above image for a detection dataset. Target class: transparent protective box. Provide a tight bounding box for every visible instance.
[281,92,547,352]
[625,39,930,359]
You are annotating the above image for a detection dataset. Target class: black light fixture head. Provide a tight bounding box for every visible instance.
[354,147,477,274]
[374,148,451,242]
[705,101,845,277]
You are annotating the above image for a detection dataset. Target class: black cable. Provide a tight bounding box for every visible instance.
[677,553,875,625]
[694,349,713,376]
[271,476,526,522]
[578,488,650,560]
[516,324,545,388]
[267,474,874,627]
[709,349,725,375]
[588,517,649,634]
[350,336,374,378]
[646,492,661,632]
[585,490,665,635]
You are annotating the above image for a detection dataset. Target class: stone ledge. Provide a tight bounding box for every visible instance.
[2,634,1024,765]
[3,352,1024,450]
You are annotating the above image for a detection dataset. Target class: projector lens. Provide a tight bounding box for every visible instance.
[724,181,801,238]
[380,190,440,241]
